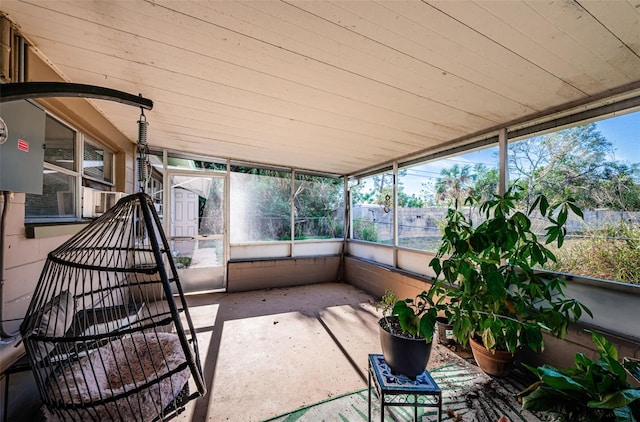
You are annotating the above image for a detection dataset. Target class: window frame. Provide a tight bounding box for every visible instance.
[25,112,116,223]
[82,136,114,188]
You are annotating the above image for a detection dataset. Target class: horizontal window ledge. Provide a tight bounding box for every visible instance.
[228,255,340,264]
[25,221,90,239]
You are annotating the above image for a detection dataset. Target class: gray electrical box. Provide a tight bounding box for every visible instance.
[0,100,45,194]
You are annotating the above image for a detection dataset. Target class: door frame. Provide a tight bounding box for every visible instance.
[164,169,228,293]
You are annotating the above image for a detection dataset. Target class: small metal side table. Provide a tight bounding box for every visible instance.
[368,354,442,422]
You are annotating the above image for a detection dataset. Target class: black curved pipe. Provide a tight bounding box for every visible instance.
[0,82,151,339]
[0,82,153,110]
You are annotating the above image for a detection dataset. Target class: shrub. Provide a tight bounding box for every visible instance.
[547,221,640,284]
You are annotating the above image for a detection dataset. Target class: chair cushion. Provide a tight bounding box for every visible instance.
[45,332,190,422]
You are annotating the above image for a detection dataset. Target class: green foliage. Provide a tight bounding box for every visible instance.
[377,285,447,342]
[518,331,640,421]
[293,174,345,239]
[435,164,476,208]
[548,221,640,284]
[473,164,500,204]
[377,288,397,317]
[399,192,425,208]
[351,170,426,209]
[509,124,640,211]
[430,162,499,208]
[232,167,344,241]
[353,218,379,242]
[430,186,591,353]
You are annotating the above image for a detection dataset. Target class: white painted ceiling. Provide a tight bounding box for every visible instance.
[2,1,640,175]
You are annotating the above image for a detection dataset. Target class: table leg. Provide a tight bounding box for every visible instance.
[380,392,384,422]
[3,373,9,422]
[368,366,371,422]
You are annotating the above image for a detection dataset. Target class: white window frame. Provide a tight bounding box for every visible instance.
[82,136,114,188]
[25,113,115,223]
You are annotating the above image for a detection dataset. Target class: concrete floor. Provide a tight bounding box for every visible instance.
[176,282,383,421]
[2,282,465,421]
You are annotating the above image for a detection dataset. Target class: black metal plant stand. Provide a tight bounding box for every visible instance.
[368,354,442,421]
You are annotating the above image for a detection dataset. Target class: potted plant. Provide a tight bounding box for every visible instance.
[430,186,592,376]
[518,331,640,421]
[436,315,456,346]
[377,283,445,378]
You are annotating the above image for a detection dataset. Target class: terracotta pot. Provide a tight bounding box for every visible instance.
[469,337,518,377]
[378,317,432,378]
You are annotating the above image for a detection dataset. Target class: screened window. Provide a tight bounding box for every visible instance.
[26,116,78,221]
[43,115,75,171]
[396,146,499,251]
[26,115,115,222]
[230,167,292,243]
[26,170,76,219]
[350,171,394,244]
[167,151,226,172]
[293,174,344,240]
[508,110,640,285]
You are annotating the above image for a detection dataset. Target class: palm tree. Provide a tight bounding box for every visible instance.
[435,164,475,208]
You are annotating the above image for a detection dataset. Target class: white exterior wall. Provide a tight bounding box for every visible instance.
[1,193,75,335]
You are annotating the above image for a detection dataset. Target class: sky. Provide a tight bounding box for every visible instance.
[396,109,640,197]
[595,110,640,164]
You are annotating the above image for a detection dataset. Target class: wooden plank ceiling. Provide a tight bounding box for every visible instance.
[2,0,640,175]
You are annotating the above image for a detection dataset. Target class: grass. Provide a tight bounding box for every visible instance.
[546,222,640,285]
[397,222,640,285]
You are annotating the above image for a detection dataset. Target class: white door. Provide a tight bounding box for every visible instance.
[169,173,226,293]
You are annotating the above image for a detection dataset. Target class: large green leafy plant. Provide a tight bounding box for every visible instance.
[430,186,591,352]
[518,331,640,421]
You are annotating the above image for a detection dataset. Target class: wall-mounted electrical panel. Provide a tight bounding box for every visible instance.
[0,100,45,194]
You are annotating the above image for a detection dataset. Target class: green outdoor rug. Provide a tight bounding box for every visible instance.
[264,360,542,422]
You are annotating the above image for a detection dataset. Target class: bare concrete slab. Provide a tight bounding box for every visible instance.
[176,282,383,421]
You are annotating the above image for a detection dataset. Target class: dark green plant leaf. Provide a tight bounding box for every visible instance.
[429,257,441,276]
[568,202,584,219]
[529,195,542,215]
[418,312,436,341]
[393,301,417,335]
[557,231,565,248]
[538,366,589,392]
[532,244,545,266]
[513,211,531,231]
[573,353,593,370]
[540,195,550,216]
[546,226,560,245]
[588,389,640,410]
[557,207,568,226]
[520,384,557,411]
[591,331,619,361]
[485,270,504,299]
[525,324,544,352]
[455,239,469,254]
[612,405,637,422]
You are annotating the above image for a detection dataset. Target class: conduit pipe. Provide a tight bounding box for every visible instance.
[0,190,18,339]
